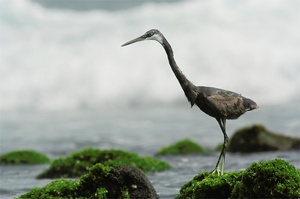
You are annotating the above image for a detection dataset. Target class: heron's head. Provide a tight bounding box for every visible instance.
[121,29,164,47]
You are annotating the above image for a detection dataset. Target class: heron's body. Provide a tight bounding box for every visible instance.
[122,29,258,175]
[195,86,257,119]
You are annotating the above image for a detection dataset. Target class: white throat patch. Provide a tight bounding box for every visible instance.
[147,34,163,44]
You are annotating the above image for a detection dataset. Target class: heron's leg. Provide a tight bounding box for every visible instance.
[211,118,228,176]
[219,118,228,175]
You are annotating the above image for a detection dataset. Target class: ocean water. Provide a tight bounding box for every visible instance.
[0,0,299,198]
[0,105,299,198]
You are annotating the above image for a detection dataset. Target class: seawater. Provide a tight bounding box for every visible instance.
[0,0,299,198]
[0,105,299,198]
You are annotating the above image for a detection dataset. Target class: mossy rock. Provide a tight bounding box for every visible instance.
[155,138,207,156]
[0,150,51,164]
[37,148,170,179]
[231,159,300,198]
[18,163,159,199]
[176,171,242,198]
[228,124,300,153]
[176,159,300,199]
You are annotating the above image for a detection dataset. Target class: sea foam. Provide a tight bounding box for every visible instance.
[0,0,299,110]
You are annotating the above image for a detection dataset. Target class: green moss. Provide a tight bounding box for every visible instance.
[176,171,242,199]
[19,163,159,199]
[95,188,108,199]
[231,159,300,198]
[0,150,51,164]
[76,163,112,197]
[37,148,170,179]
[120,188,130,199]
[17,163,112,199]
[176,159,300,199]
[156,138,206,156]
[17,179,80,199]
[106,154,170,172]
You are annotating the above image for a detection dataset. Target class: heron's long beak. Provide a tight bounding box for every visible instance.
[121,36,145,47]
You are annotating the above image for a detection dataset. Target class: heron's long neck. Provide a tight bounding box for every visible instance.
[162,38,198,106]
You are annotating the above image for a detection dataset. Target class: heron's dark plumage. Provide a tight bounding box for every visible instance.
[122,29,258,175]
[193,86,258,120]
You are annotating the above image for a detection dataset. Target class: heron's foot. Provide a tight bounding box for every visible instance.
[210,155,225,176]
[210,167,223,176]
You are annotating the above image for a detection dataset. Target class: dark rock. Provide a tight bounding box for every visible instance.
[104,165,159,199]
[18,163,159,199]
[37,148,170,179]
[228,124,300,153]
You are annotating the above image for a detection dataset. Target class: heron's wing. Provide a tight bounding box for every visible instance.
[204,89,245,118]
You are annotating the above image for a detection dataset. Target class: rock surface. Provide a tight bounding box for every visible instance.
[37,148,170,179]
[176,159,300,199]
[104,165,159,199]
[0,150,51,164]
[155,138,206,156]
[228,124,300,153]
[18,163,159,199]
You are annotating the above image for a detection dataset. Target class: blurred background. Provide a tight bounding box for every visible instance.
[1,0,300,165]
[1,0,299,112]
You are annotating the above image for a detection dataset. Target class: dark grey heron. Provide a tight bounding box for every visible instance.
[121,29,258,175]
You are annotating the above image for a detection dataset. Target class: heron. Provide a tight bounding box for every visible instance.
[121,29,258,175]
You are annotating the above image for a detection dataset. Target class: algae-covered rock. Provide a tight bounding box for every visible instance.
[99,164,159,199]
[176,171,242,199]
[37,148,170,179]
[18,163,159,199]
[18,178,81,199]
[231,159,300,198]
[228,124,300,153]
[155,138,207,156]
[0,150,50,164]
[176,159,300,199]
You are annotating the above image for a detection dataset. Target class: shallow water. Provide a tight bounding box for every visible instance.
[0,104,299,198]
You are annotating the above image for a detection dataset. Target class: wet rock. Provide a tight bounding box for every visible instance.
[228,124,300,153]
[37,148,170,179]
[176,171,241,199]
[176,159,300,199]
[18,163,159,199]
[0,150,51,164]
[231,159,300,198]
[155,138,207,156]
[103,165,159,199]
